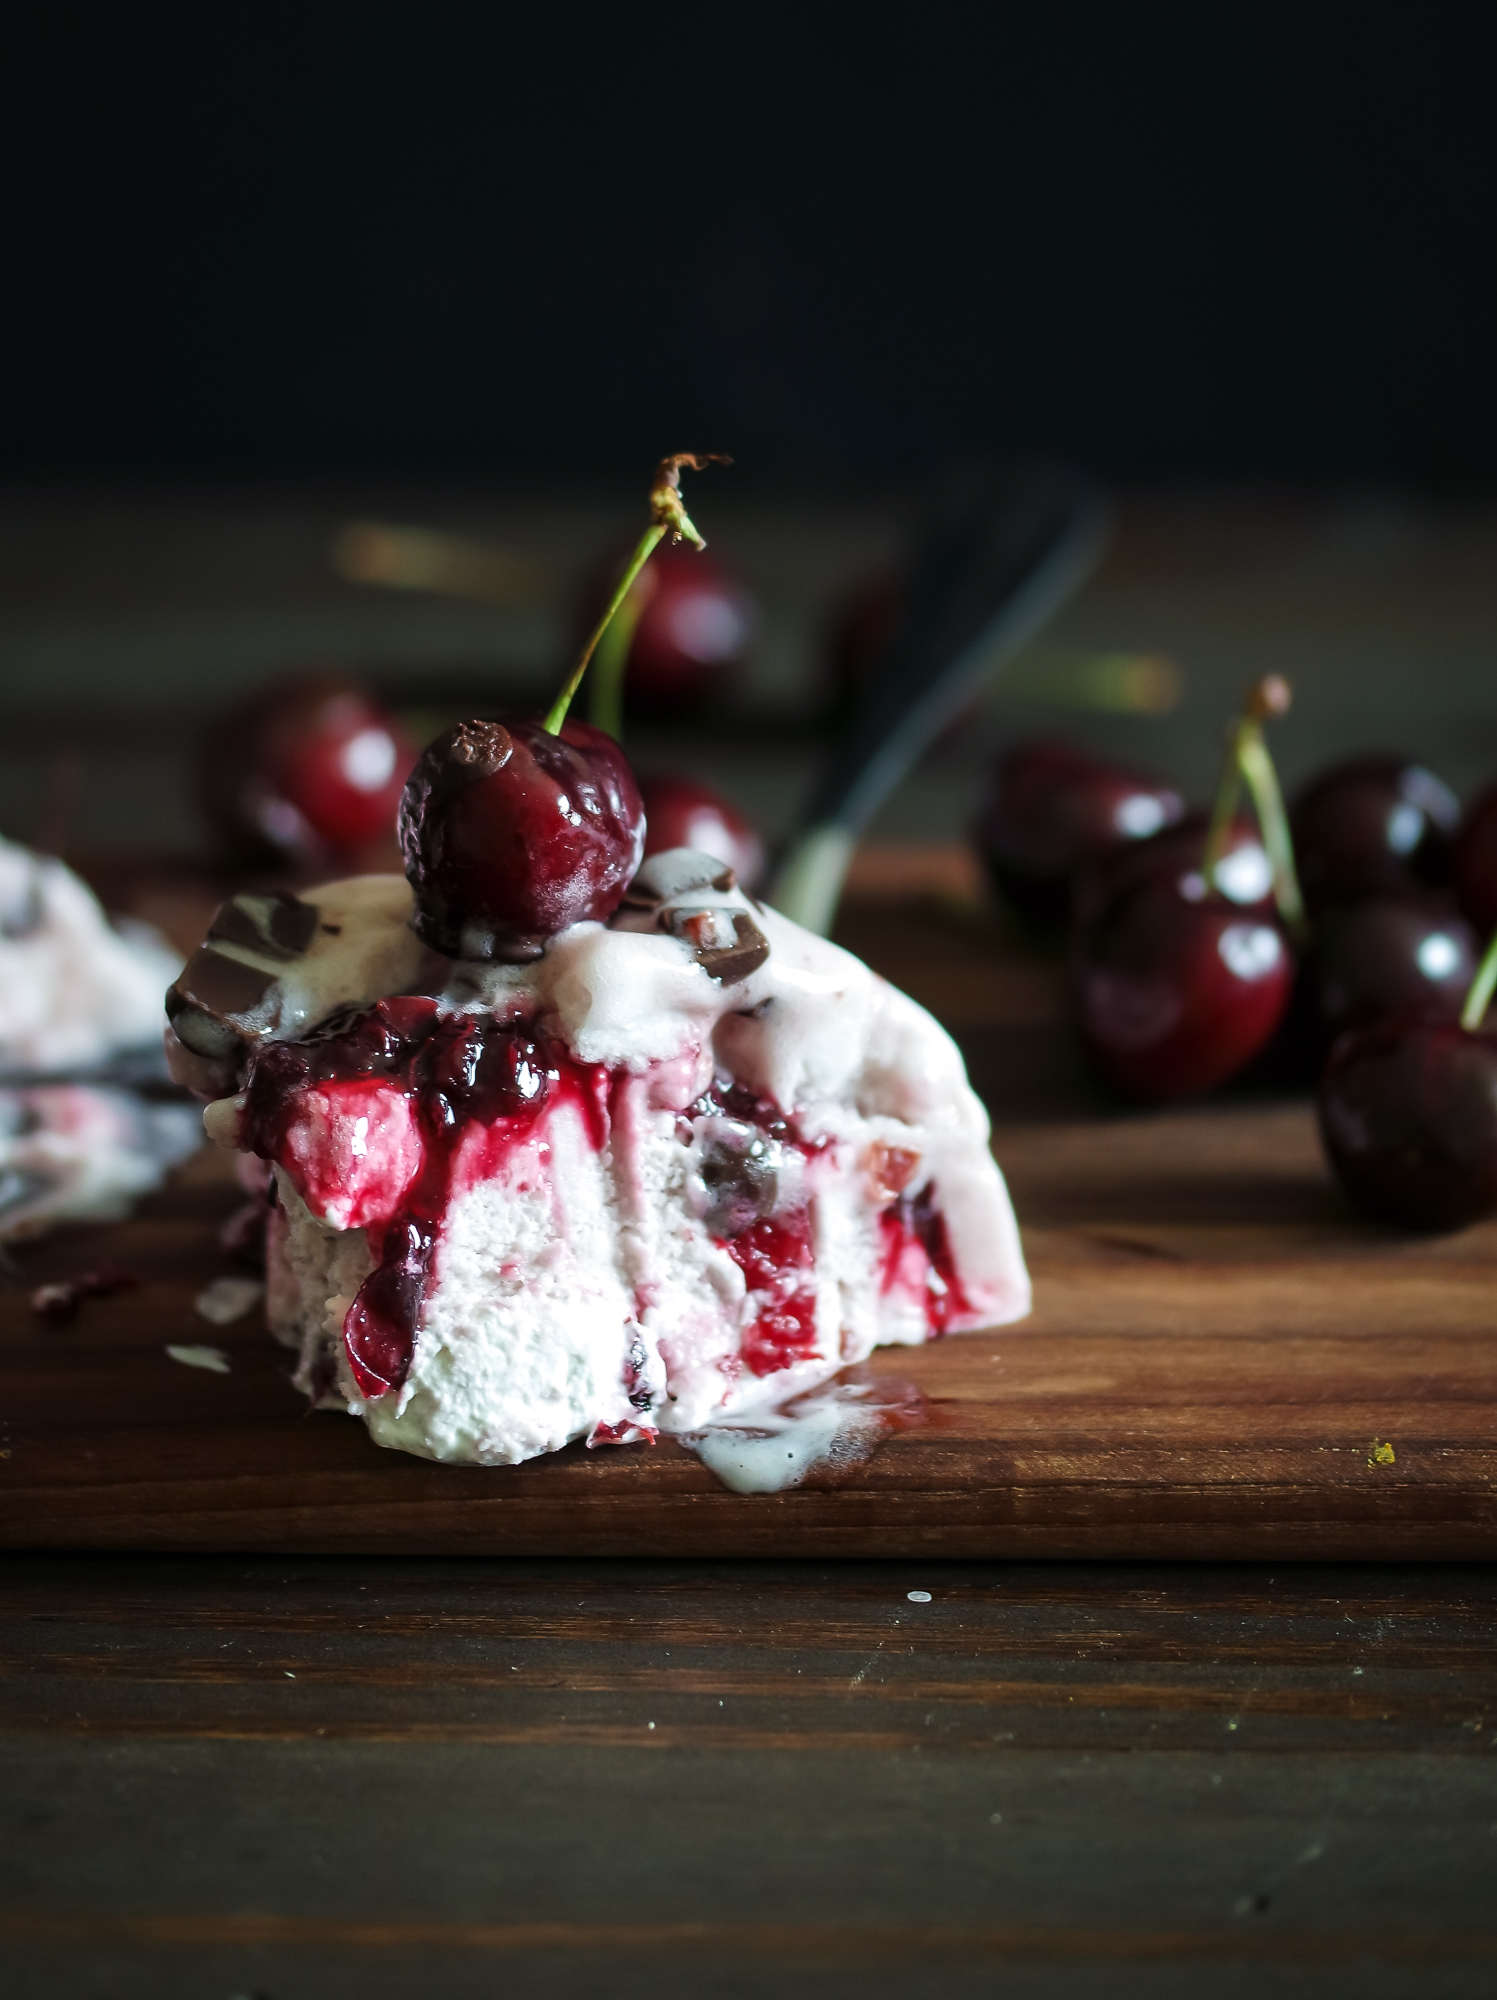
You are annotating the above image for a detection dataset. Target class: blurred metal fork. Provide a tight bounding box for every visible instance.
[771,459,1109,933]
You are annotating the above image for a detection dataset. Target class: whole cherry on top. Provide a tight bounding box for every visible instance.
[974,739,1186,926]
[200,673,417,870]
[1319,927,1497,1230]
[1073,677,1304,1100]
[399,454,728,961]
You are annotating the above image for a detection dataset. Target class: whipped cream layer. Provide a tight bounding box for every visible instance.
[201,851,1030,1466]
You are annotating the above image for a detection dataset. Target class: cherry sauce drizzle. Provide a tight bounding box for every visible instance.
[241,996,606,1398]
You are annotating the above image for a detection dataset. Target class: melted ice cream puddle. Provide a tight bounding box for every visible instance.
[681,1373,925,1494]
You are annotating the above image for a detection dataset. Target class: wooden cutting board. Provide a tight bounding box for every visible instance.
[2,893,1494,1558]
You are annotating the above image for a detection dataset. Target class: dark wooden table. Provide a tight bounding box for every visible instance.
[2,888,1496,1997]
[2,1556,1494,1997]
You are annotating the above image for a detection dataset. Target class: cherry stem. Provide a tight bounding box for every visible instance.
[587,564,658,741]
[1201,675,1307,945]
[543,522,665,736]
[542,451,730,737]
[1460,927,1497,1030]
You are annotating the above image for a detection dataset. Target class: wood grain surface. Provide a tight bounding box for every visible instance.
[2,1554,1494,1997]
[2,896,1494,1558]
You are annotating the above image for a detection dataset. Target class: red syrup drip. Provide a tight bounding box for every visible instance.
[239,995,610,1398]
[878,1182,971,1334]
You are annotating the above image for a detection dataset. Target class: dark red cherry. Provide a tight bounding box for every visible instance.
[201,673,416,866]
[975,739,1185,925]
[1072,811,1274,931]
[1319,1017,1497,1229]
[595,543,755,708]
[1074,872,1293,1099]
[638,773,765,889]
[1291,755,1458,914]
[398,717,645,960]
[1303,896,1477,1049]
[1454,782,1497,933]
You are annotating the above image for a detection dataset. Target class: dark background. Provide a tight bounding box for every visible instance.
[3,6,1494,487]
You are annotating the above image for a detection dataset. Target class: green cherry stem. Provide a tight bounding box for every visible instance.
[587,565,658,742]
[1201,674,1307,946]
[542,451,731,737]
[543,520,665,736]
[1460,926,1497,1030]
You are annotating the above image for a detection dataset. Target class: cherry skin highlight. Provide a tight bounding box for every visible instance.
[1319,1017,1497,1230]
[639,773,765,889]
[975,739,1185,925]
[1301,895,1477,1052]
[1290,754,1458,914]
[592,543,755,709]
[200,673,416,866]
[1072,811,1275,932]
[399,717,645,961]
[1074,871,1293,1100]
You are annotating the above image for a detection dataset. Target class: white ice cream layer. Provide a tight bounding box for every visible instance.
[224,853,1030,1467]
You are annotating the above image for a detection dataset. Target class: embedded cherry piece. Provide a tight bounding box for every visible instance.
[1291,754,1459,913]
[398,717,645,960]
[878,1182,968,1334]
[1319,1017,1497,1230]
[974,739,1185,924]
[200,673,416,864]
[1454,782,1497,933]
[1074,872,1293,1099]
[639,773,765,889]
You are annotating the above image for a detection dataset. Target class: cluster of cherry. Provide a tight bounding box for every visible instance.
[974,700,1497,1231]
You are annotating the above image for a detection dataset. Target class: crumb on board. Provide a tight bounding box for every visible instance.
[193,1275,265,1325]
[165,1343,231,1375]
[1369,1439,1396,1466]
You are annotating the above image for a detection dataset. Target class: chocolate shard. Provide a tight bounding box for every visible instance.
[171,946,276,1020]
[667,907,740,954]
[624,850,735,909]
[166,948,275,1058]
[165,999,251,1063]
[693,911,770,986]
[207,891,320,961]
